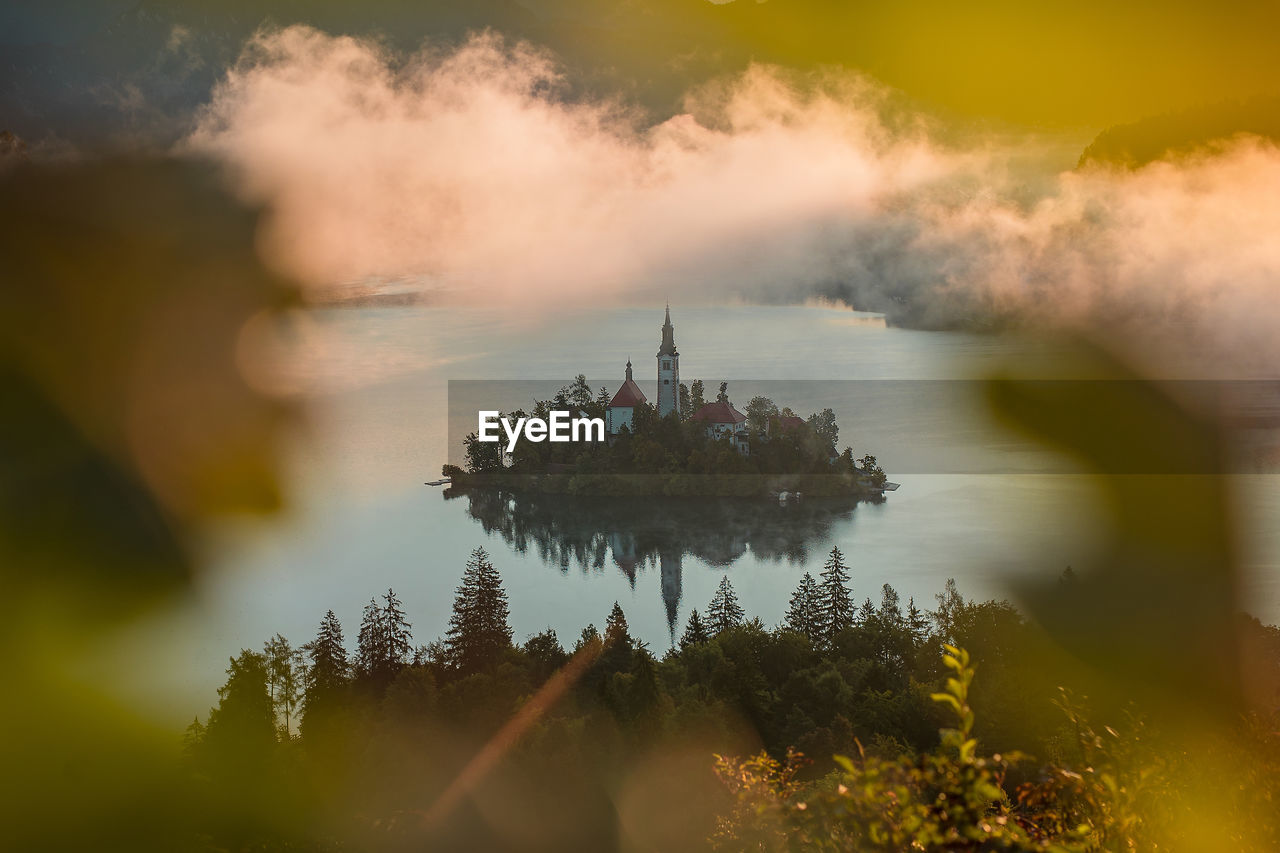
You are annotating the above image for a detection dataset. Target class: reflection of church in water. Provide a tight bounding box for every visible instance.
[455,484,856,640]
[608,521,751,637]
[603,306,744,630]
[450,306,862,640]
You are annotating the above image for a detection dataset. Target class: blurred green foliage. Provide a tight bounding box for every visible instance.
[0,158,297,850]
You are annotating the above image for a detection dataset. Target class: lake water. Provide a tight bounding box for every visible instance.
[100,304,1280,720]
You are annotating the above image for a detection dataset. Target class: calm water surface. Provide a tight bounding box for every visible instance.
[101,304,1280,719]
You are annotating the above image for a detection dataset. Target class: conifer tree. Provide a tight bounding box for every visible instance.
[263,633,303,738]
[605,601,632,647]
[204,650,275,775]
[602,601,636,671]
[355,590,413,690]
[785,572,822,641]
[707,574,745,634]
[879,584,903,628]
[680,608,709,649]
[818,546,855,642]
[381,588,413,670]
[181,716,205,763]
[906,596,931,646]
[356,597,384,679]
[445,547,513,673]
[304,611,349,702]
[858,597,877,626]
[575,623,601,652]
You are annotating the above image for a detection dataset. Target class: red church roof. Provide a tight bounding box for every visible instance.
[691,401,747,424]
[777,415,805,432]
[609,379,647,407]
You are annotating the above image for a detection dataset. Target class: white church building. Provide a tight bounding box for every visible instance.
[606,306,750,454]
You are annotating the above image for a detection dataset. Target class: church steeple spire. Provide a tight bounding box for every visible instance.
[656,304,680,417]
[658,302,677,357]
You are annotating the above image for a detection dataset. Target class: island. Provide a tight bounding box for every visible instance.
[443,306,890,499]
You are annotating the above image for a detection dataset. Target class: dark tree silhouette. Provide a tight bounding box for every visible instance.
[357,598,383,676]
[263,633,302,738]
[605,601,632,647]
[807,408,839,452]
[304,611,348,703]
[204,650,276,777]
[382,589,413,668]
[680,608,710,649]
[785,571,823,641]
[708,574,745,634]
[356,590,413,691]
[689,379,706,413]
[818,546,854,643]
[445,547,513,673]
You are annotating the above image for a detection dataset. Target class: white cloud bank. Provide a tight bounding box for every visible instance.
[188,26,1280,370]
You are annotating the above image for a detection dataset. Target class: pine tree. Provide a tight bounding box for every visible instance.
[818,546,855,642]
[204,650,275,776]
[602,601,635,672]
[857,597,877,625]
[356,597,385,679]
[931,577,966,643]
[785,572,822,642]
[879,584,903,628]
[354,591,413,690]
[605,601,631,647]
[304,611,349,699]
[575,623,601,654]
[381,588,413,670]
[302,610,349,737]
[263,633,303,739]
[445,547,514,673]
[906,596,931,646]
[680,608,709,649]
[707,575,745,634]
[181,716,205,763]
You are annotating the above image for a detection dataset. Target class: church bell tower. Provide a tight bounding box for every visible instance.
[656,304,680,418]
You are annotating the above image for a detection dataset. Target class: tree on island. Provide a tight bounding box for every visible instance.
[818,546,854,643]
[807,408,839,453]
[463,425,504,472]
[716,381,730,403]
[689,379,706,414]
[708,575,745,634]
[858,453,887,488]
[785,571,823,642]
[446,547,513,673]
[746,395,780,434]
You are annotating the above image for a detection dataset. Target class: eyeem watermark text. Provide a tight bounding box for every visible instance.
[477,410,605,453]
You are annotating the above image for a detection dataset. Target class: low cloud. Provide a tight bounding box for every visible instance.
[187,26,1280,370]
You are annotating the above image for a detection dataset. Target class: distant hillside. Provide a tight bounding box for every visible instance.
[1079,95,1280,168]
[6,0,1280,146]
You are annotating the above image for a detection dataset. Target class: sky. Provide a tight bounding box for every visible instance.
[5,1,1280,367]
[177,25,1280,375]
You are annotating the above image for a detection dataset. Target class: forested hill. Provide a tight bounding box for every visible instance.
[6,0,1280,145]
[1078,95,1280,168]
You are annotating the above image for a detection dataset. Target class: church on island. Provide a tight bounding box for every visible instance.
[605,305,751,454]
